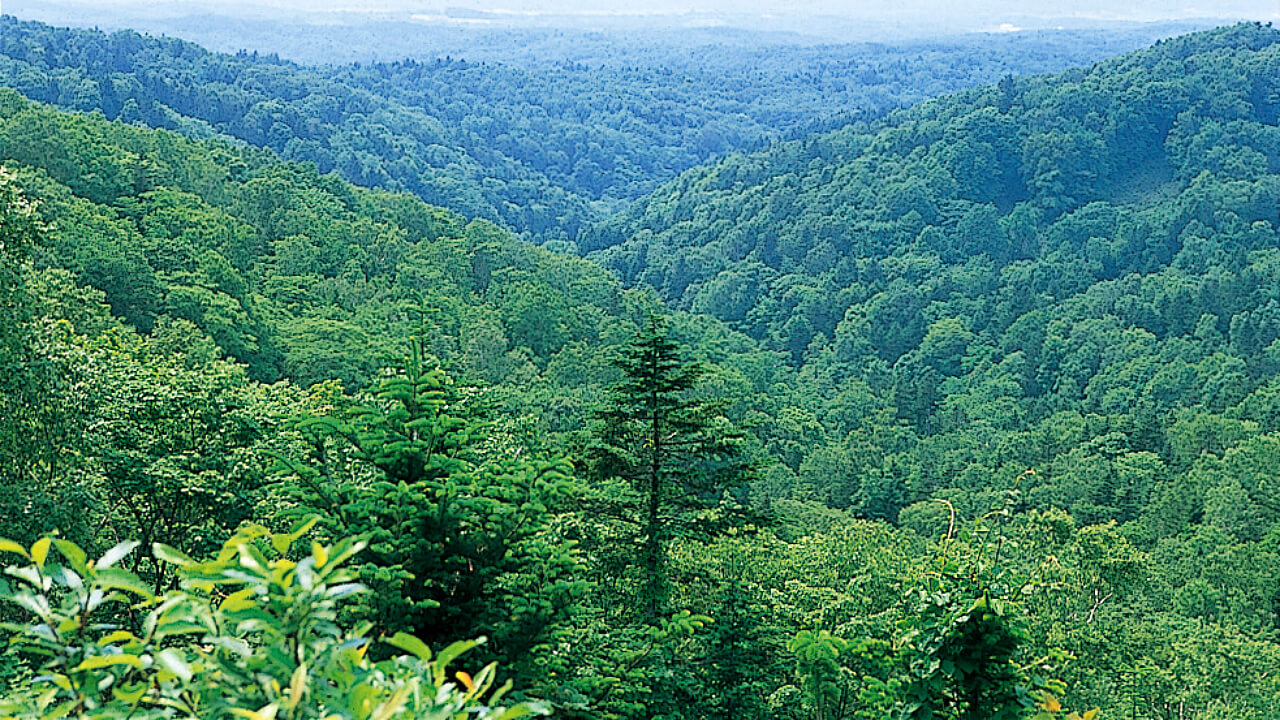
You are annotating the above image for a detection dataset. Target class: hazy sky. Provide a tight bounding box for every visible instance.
[9,0,1279,20]
[5,0,1276,44]
[361,0,1278,19]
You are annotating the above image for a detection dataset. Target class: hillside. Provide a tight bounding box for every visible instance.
[0,16,1200,242]
[0,87,797,408]
[590,22,1280,358]
[4,21,1280,720]
[578,19,1280,512]
[578,25,1280,712]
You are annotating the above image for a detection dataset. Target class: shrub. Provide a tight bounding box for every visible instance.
[0,521,548,720]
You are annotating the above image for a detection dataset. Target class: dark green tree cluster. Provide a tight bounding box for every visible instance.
[280,337,586,691]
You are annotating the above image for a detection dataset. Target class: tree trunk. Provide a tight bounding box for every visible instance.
[644,351,663,622]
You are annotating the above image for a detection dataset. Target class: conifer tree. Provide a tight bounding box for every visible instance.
[590,314,750,620]
[282,336,585,691]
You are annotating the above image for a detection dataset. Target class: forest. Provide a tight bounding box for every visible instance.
[0,17,1196,241]
[1,12,1280,720]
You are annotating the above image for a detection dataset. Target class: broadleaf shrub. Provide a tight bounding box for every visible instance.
[0,523,548,720]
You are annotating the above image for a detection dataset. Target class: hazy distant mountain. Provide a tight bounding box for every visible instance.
[5,0,1262,49]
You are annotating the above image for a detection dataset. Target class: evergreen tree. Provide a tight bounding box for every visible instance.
[282,337,585,692]
[590,314,751,620]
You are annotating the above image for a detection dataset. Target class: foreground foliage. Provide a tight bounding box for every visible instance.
[0,526,545,720]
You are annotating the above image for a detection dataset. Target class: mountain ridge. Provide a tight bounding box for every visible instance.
[0,14,1208,242]
[585,22,1280,359]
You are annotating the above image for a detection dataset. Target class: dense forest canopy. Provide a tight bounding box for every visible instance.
[591,22,1280,394]
[0,16,1205,242]
[2,16,1280,720]
[582,19,1280,542]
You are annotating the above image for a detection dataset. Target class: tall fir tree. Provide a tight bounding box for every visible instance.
[590,314,751,621]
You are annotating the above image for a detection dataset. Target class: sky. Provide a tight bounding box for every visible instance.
[4,0,1276,43]
[372,0,1276,19]
[415,0,1280,26]
[7,0,1279,21]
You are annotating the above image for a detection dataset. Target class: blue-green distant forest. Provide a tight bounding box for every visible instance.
[1,13,1280,720]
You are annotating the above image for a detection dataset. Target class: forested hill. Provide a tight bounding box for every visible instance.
[0,86,761,389]
[0,84,798,449]
[0,16,1200,243]
[588,22,1280,350]
[579,22,1280,532]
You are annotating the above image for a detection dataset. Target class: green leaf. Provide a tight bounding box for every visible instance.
[433,638,481,685]
[0,538,29,558]
[370,685,411,720]
[52,540,87,574]
[97,630,138,646]
[270,533,293,556]
[46,698,81,718]
[220,587,258,613]
[30,537,51,568]
[154,620,213,637]
[114,681,148,703]
[97,541,140,569]
[386,631,433,662]
[156,648,193,683]
[153,543,195,567]
[271,517,319,556]
[94,568,155,598]
[229,705,279,720]
[286,664,307,710]
[74,653,144,671]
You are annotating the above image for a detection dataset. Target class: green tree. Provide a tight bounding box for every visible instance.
[0,166,42,484]
[282,338,585,691]
[0,170,90,549]
[0,166,39,347]
[589,314,751,621]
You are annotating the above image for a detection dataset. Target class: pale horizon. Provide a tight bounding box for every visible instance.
[5,0,1278,29]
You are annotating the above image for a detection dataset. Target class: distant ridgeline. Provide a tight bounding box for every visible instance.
[0,16,1197,243]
